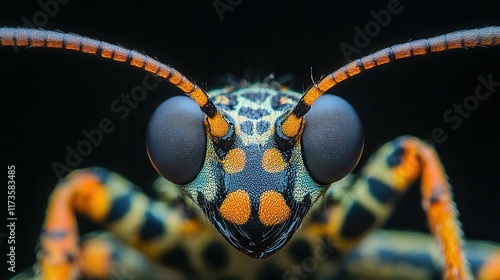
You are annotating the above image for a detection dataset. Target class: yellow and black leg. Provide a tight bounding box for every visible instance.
[335,229,500,280]
[35,167,203,280]
[314,136,472,280]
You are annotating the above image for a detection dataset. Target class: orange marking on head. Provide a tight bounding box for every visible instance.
[258,190,291,226]
[279,96,290,105]
[222,148,246,173]
[262,148,287,173]
[219,189,251,225]
[215,95,231,105]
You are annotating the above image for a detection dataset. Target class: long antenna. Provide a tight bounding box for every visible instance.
[280,26,500,139]
[0,27,230,138]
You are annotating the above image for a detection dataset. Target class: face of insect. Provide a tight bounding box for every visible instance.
[147,85,364,258]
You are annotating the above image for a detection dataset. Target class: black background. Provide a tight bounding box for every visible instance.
[2,0,499,277]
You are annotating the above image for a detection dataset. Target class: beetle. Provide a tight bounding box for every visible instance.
[2,24,500,280]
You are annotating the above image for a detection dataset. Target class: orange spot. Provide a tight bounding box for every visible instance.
[259,190,290,226]
[215,95,231,105]
[262,148,287,173]
[219,189,251,225]
[279,96,290,105]
[223,148,246,173]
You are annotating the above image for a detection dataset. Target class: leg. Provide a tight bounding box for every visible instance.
[310,136,471,279]
[77,231,186,280]
[35,167,204,280]
[336,229,500,280]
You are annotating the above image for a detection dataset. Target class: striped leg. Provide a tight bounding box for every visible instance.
[336,229,500,280]
[313,136,471,280]
[36,167,204,280]
[77,231,186,280]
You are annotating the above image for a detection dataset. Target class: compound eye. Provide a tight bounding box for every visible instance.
[147,96,206,184]
[302,94,364,184]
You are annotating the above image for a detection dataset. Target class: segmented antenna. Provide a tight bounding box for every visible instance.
[0,27,230,138]
[281,26,500,138]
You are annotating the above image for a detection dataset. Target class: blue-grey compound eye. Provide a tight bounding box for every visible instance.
[147,96,206,184]
[302,94,364,185]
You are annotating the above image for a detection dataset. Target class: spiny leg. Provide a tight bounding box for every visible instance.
[312,136,471,280]
[37,167,204,280]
